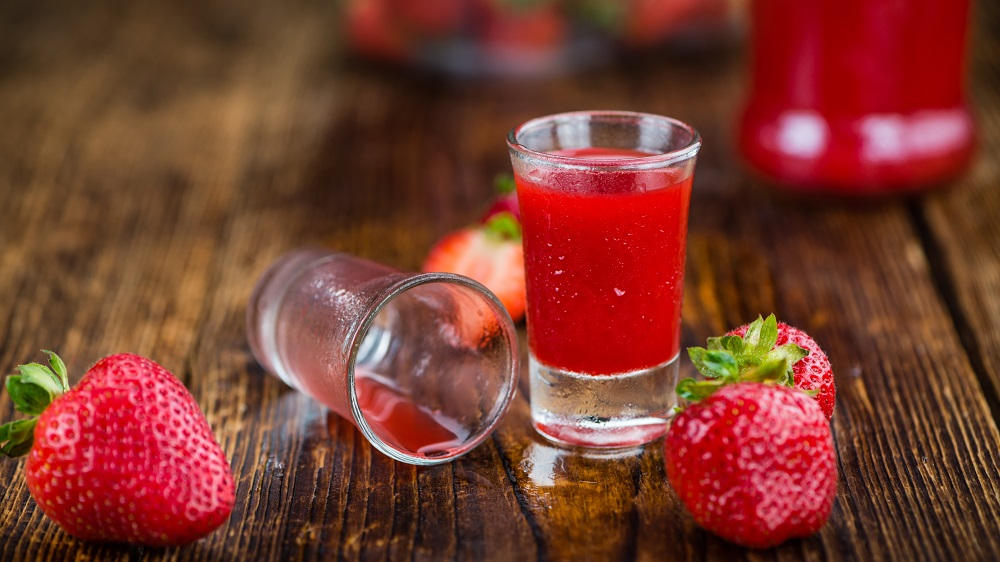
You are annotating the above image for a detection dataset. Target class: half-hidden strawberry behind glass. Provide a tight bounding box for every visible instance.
[247,249,519,465]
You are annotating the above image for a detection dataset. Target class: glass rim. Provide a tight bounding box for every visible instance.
[345,271,519,466]
[506,110,702,171]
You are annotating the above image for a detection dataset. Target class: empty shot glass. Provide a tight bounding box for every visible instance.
[247,249,519,465]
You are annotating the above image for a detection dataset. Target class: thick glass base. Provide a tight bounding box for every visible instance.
[530,354,679,449]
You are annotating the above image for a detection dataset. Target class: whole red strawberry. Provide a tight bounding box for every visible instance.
[0,352,235,546]
[729,320,835,419]
[666,380,837,548]
[688,314,835,419]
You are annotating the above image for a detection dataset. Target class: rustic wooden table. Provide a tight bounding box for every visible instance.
[2,1,999,560]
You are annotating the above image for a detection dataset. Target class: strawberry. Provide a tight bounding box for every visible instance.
[623,0,700,46]
[686,314,835,419]
[728,319,835,419]
[423,213,526,322]
[346,0,413,61]
[479,174,520,223]
[390,0,466,37]
[0,352,234,546]
[477,0,567,54]
[665,377,837,549]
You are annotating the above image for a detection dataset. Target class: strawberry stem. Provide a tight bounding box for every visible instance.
[677,314,810,406]
[484,212,522,241]
[0,351,71,458]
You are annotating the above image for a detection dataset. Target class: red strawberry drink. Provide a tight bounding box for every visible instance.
[508,111,700,448]
[517,148,692,373]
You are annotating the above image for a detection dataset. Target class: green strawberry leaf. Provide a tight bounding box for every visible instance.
[42,350,69,390]
[494,174,516,195]
[6,374,54,416]
[0,417,37,458]
[706,336,744,354]
[17,363,63,396]
[686,347,711,375]
[676,377,725,402]
[742,315,765,348]
[1,351,72,456]
[759,314,779,350]
[721,335,745,355]
[6,357,70,416]
[741,314,779,355]
[484,212,521,242]
[687,347,739,380]
[742,357,790,384]
[768,343,809,372]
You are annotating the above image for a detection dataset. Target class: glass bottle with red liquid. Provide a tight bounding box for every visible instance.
[739,0,974,193]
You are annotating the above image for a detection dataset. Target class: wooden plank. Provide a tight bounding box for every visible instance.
[918,0,1000,417]
[0,2,540,561]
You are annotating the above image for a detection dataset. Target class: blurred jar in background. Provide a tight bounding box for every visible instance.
[739,0,975,194]
[344,0,741,77]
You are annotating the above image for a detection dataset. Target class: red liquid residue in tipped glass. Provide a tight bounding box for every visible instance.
[355,375,469,456]
[515,147,692,375]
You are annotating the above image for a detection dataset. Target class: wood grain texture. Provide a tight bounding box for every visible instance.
[920,0,1000,418]
[1,0,999,560]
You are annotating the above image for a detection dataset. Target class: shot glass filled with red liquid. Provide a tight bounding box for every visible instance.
[247,249,519,465]
[739,0,974,193]
[507,111,701,448]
